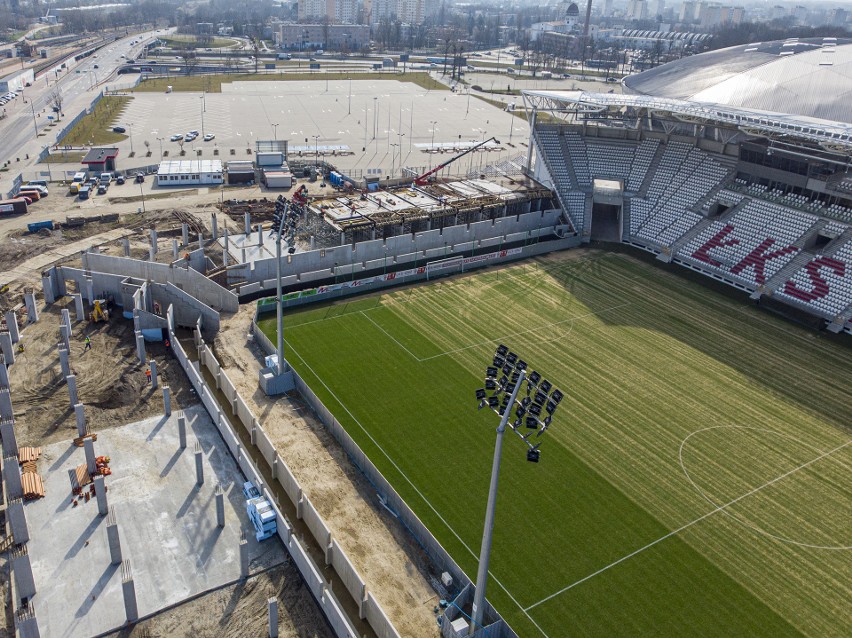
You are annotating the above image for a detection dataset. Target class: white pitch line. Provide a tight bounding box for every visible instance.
[285,342,553,638]
[359,311,420,360]
[524,438,852,613]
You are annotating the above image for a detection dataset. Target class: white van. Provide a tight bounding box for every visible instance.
[73,171,87,183]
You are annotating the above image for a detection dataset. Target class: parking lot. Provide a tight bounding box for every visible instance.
[107,78,526,176]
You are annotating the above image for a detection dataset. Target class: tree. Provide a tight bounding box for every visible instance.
[250,37,261,74]
[48,87,63,118]
[144,140,151,157]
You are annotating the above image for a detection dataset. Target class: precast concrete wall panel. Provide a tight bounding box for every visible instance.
[301,494,331,551]
[330,539,367,611]
[288,536,324,598]
[276,455,302,508]
[364,593,402,638]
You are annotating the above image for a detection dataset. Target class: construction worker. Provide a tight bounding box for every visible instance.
[84,335,92,351]
[145,367,152,384]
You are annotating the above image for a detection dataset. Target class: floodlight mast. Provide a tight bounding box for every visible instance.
[470,366,525,634]
[271,196,301,376]
[470,345,561,634]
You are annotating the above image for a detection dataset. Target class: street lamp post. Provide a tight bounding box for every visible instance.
[157,136,164,158]
[272,123,279,140]
[200,95,205,137]
[139,180,146,213]
[398,133,406,171]
[390,143,399,178]
[429,121,437,169]
[312,134,319,167]
[126,122,134,155]
[470,346,563,634]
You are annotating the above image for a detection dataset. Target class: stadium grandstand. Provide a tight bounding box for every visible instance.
[522,36,852,334]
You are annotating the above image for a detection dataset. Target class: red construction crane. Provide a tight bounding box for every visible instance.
[414,137,500,186]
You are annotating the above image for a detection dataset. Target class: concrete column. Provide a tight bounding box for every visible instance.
[74,403,86,437]
[0,332,14,365]
[135,332,146,364]
[241,248,246,264]
[148,247,155,261]
[1,418,18,457]
[59,324,70,351]
[66,374,78,406]
[121,560,139,623]
[107,506,122,565]
[194,441,204,486]
[240,532,249,578]
[178,413,186,449]
[3,454,22,498]
[257,224,262,247]
[244,212,251,235]
[123,238,131,256]
[224,226,229,250]
[58,347,70,377]
[85,279,94,306]
[172,238,179,260]
[94,474,108,515]
[215,484,225,527]
[5,311,19,343]
[162,385,171,416]
[222,249,229,266]
[24,292,38,323]
[271,456,278,480]
[340,231,345,245]
[182,223,189,247]
[0,388,13,421]
[73,294,85,322]
[310,235,315,250]
[150,228,158,254]
[198,231,203,250]
[61,308,71,333]
[12,545,36,599]
[83,435,97,474]
[268,598,279,638]
[7,498,29,544]
[150,359,158,390]
[42,274,55,304]
[211,213,218,240]
[0,361,7,386]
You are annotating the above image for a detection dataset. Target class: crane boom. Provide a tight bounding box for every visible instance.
[414,137,499,186]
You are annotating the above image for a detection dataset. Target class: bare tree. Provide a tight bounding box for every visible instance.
[250,37,261,74]
[144,140,151,157]
[177,46,199,75]
[48,87,63,117]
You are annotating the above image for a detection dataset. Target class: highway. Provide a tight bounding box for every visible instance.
[0,27,166,186]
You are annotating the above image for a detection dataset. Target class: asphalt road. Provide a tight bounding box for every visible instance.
[0,28,166,181]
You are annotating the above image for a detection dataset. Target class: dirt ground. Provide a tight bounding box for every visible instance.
[105,563,333,638]
[214,305,441,637]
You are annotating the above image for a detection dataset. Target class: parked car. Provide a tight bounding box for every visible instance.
[188,130,199,136]
[115,175,126,185]
[606,77,618,82]
[134,173,145,183]
[203,133,215,141]
[97,184,108,195]
[78,185,91,200]
[22,184,48,196]
[93,64,99,69]
[88,176,100,187]
[170,133,183,141]
[26,180,48,188]
[99,172,112,185]
[112,126,126,133]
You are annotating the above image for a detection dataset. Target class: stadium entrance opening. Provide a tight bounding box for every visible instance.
[590,178,623,242]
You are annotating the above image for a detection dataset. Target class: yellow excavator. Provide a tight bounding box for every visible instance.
[90,299,109,323]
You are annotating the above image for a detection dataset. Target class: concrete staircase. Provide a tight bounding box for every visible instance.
[635,143,666,199]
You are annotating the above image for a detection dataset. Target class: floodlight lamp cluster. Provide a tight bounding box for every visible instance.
[476,344,565,463]
[270,194,301,253]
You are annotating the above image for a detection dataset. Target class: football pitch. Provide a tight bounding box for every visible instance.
[259,249,851,637]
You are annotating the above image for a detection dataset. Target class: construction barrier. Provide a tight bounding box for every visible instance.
[300,495,331,558]
[330,539,367,617]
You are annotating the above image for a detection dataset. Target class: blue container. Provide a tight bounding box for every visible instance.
[27,220,54,233]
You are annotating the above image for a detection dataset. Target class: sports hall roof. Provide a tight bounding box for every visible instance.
[522,90,852,152]
[623,38,852,125]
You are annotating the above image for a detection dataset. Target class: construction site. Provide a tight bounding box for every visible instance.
[0,135,573,638]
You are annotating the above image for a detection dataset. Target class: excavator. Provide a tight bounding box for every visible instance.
[90,299,109,323]
[414,137,499,186]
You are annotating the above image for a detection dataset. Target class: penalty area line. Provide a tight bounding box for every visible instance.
[524,438,852,613]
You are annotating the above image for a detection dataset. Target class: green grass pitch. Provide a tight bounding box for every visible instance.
[259,249,851,637]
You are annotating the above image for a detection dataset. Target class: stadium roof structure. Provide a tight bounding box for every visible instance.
[521,89,852,154]
[622,37,852,125]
